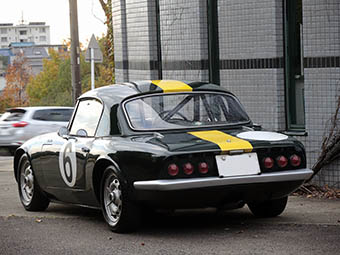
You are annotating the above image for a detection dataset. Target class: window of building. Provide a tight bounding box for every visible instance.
[0,28,7,34]
[1,37,7,42]
[39,27,46,33]
[19,30,27,35]
[39,36,46,42]
[284,0,305,131]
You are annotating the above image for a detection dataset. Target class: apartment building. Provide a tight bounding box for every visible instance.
[0,22,50,48]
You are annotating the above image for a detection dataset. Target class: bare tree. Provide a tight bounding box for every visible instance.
[98,0,114,72]
[307,91,340,183]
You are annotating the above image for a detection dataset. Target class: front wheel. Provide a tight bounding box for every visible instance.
[18,154,50,211]
[100,166,140,233]
[247,196,288,218]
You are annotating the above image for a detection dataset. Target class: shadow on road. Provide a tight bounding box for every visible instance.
[42,203,288,234]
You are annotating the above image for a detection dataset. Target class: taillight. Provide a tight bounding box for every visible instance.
[277,156,288,168]
[168,164,179,176]
[290,154,301,167]
[198,162,209,174]
[183,163,194,175]
[12,121,28,128]
[263,157,274,169]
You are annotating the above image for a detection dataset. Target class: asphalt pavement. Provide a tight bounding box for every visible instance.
[0,156,340,255]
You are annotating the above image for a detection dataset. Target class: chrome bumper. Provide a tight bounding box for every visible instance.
[133,168,313,191]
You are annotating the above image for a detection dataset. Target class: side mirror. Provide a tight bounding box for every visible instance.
[58,126,69,137]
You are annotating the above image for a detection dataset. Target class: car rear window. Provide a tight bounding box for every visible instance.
[124,92,250,131]
[32,109,73,122]
[0,109,26,122]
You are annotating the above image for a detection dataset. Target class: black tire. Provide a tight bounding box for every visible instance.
[17,154,50,211]
[100,166,140,233]
[247,196,288,218]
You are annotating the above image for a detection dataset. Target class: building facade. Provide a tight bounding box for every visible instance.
[0,48,13,93]
[112,0,340,187]
[0,22,50,48]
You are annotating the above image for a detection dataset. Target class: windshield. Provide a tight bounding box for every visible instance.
[124,92,250,130]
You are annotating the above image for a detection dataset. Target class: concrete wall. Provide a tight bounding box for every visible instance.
[218,0,285,131]
[112,0,340,187]
[113,0,158,82]
[159,0,209,81]
[301,0,340,186]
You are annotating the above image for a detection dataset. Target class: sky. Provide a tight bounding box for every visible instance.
[0,0,107,45]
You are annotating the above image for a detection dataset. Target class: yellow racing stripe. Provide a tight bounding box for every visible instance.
[188,130,253,152]
[152,80,193,93]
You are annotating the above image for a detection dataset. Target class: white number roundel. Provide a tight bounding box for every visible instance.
[59,140,77,187]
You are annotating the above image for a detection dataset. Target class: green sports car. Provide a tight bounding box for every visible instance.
[14,80,313,232]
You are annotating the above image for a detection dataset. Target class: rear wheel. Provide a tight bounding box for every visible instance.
[18,154,49,211]
[100,166,140,233]
[247,196,288,218]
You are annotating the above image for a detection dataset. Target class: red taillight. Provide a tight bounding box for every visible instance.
[198,162,209,174]
[168,164,179,176]
[290,154,301,167]
[183,163,194,175]
[263,157,274,169]
[12,121,28,128]
[277,156,288,168]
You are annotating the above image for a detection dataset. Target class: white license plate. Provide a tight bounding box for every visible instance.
[216,153,261,177]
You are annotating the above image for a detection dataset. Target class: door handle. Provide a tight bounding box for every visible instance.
[81,147,90,153]
[62,135,77,142]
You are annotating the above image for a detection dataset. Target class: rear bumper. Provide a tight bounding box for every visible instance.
[132,169,313,208]
[133,168,313,191]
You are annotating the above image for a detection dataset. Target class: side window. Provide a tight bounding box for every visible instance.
[69,99,103,137]
[33,109,73,122]
[32,110,49,121]
[49,109,73,121]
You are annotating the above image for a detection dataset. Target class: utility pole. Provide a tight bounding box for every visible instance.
[69,0,81,105]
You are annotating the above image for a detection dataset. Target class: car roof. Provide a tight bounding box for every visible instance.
[7,106,74,112]
[79,80,234,106]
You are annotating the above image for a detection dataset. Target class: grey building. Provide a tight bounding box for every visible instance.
[10,43,49,76]
[112,0,340,187]
[0,48,13,93]
[0,43,67,92]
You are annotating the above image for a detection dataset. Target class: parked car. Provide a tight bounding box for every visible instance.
[13,80,313,232]
[0,106,73,153]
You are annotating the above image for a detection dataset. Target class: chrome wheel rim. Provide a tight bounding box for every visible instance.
[20,161,34,205]
[104,176,122,225]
